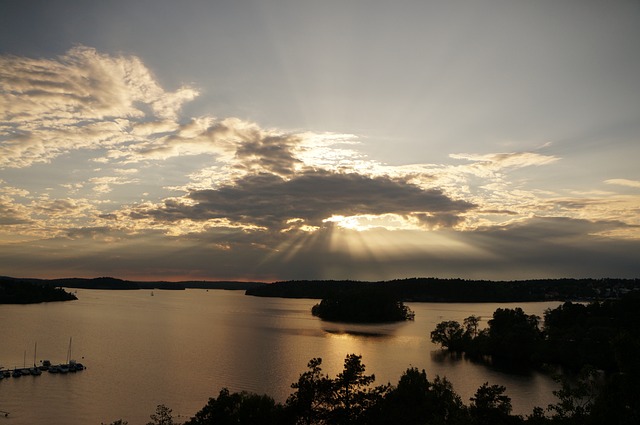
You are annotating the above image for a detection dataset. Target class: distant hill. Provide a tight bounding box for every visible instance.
[0,276,266,292]
[0,277,77,304]
[245,277,640,302]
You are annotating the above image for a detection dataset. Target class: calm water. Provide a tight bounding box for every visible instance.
[0,290,562,424]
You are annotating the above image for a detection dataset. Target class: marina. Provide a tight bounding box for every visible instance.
[0,361,85,379]
[0,338,85,380]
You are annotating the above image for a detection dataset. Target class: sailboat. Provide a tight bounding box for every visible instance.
[30,343,42,375]
[66,337,85,372]
[58,337,71,373]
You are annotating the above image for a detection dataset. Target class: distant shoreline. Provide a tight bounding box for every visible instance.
[2,275,638,304]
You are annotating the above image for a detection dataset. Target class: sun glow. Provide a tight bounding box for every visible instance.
[323,214,421,232]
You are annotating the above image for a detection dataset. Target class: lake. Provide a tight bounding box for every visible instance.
[0,289,562,424]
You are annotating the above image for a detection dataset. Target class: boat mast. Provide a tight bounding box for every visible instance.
[67,337,72,363]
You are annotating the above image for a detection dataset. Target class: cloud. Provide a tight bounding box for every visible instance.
[126,170,475,232]
[605,178,640,189]
[0,198,31,225]
[449,152,559,177]
[2,47,639,281]
[0,46,198,168]
[119,117,304,178]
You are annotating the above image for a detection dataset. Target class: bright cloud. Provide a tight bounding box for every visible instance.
[0,46,198,168]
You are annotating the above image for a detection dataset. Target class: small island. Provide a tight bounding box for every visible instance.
[0,278,77,304]
[311,289,415,323]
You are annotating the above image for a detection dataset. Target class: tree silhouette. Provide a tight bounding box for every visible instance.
[430,320,464,351]
[329,354,389,424]
[146,404,175,425]
[286,358,332,425]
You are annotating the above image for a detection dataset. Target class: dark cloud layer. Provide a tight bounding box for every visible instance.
[131,171,475,231]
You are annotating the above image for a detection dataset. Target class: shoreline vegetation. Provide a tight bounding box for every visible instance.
[2,275,639,304]
[110,341,639,425]
[430,294,640,373]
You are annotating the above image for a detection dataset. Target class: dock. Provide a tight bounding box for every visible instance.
[0,361,85,379]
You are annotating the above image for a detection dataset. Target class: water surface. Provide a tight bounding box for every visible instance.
[0,290,562,424]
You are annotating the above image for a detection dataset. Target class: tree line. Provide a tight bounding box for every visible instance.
[246,277,640,302]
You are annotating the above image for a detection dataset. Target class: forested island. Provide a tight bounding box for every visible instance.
[311,289,415,323]
[0,278,77,304]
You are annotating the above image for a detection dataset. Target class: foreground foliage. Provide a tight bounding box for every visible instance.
[114,347,638,425]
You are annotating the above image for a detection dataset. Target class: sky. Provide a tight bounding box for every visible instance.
[1,0,639,282]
